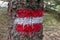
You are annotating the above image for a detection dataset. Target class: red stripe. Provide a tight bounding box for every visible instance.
[31,9,43,17]
[17,9,43,18]
[15,23,43,33]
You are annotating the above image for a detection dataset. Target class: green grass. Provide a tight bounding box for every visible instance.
[0,8,8,33]
[43,11,60,28]
[0,8,7,26]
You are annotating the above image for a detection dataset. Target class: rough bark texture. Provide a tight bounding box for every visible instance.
[7,0,43,40]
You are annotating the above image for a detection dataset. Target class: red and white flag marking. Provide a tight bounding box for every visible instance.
[14,9,43,33]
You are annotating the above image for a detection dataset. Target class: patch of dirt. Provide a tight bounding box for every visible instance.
[43,26,60,40]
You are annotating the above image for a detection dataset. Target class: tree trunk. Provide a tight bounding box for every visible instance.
[7,0,44,40]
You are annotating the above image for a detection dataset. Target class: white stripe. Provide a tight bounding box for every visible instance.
[14,17,43,24]
[32,17,43,24]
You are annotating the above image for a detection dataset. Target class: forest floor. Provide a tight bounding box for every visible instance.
[0,8,60,40]
[43,26,60,40]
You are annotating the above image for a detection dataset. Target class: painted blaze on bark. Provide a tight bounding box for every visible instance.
[8,0,44,40]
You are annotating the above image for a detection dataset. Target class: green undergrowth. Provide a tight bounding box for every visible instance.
[43,11,60,28]
[0,8,8,25]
